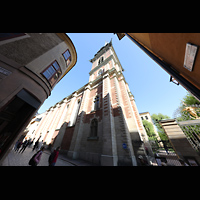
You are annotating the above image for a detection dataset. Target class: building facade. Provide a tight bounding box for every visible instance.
[115,33,200,102]
[30,41,154,166]
[0,33,77,164]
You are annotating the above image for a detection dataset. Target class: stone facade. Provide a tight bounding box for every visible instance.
[31,40,154,166]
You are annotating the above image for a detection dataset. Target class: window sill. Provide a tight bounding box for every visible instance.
[87,136,99,141]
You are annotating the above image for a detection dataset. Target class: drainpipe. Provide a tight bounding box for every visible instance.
[124,33,200,102]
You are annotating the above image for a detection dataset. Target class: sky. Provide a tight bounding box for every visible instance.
[38,33,188,118]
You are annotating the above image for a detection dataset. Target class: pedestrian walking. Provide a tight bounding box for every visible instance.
[137,155,149,166]
[15,141,22,152]
[32,139,39,151]
[19,140,29,153]
[29,146,45,166]
[38,140,43,150]
[14,140,19,151]
[48,146,60,166]
[163,141,169,154]
[29,138,34,148]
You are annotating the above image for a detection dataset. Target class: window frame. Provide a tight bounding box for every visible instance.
[87,118,99,141]
[41,60,62,87]
[93,95,100,111]
[62,49,71,67]
[98,56,104,65]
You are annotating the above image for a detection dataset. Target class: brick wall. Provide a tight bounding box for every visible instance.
[61,126,75,150]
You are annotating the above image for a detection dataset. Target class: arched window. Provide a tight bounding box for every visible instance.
[90,118,98,137]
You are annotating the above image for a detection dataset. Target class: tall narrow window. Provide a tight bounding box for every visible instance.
[94,95,100,110]
[62,49,71,67]
[41,60,62,87]
[90,119,98,138]
[98,56,104,65]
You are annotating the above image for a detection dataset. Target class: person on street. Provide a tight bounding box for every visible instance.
[15,141,22,152]
[38,140,43,150]
[19,140,29,153]
[29,146,45,166]
[32,139,39,151]
[137,155,149,166]
[14,140,19,151]
[48,146,60,166]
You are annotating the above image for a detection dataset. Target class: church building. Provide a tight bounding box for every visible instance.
[32,40,154,166]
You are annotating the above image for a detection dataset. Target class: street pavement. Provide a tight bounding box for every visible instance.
[2,146,98,166]
[2,147,76,166]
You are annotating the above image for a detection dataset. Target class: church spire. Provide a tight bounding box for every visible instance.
[89,39,112,63]
[88,39,124,83]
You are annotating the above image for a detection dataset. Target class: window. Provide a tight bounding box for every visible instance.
[141,116,144,120]
[98,57,104,65]
[94,95,100,110]
[41,60,62,87]
[145,116,148,120]
[88,118,99,140]
[62,49,71,67]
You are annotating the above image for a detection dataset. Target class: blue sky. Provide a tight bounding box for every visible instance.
[38,33,188,118]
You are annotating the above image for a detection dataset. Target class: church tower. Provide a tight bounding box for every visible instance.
[62,40,153,166]
[46,40,154,166]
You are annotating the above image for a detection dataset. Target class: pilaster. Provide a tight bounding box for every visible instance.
[68,85,91,159]
[112,73,137,166]
[101,74,118,166]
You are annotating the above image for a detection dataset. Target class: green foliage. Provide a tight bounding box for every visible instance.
[151,113,170,141]
[151,113,170,131]
[142,120,156,138]
[183,92,200,106]
[173,92,200,121]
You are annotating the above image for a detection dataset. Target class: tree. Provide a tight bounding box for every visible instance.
[183,92,200,106]
[142,120,159,150]
[173,92,200,121]
[142,120,156,138]
[151,113,170,141]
